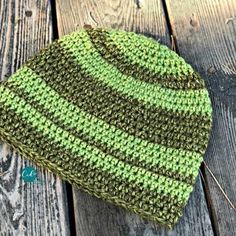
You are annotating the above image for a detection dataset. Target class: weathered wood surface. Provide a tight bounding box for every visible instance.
[71,177,213,236]
[55,0,214,235]
[165,0,236,235]
[0,1,70,235]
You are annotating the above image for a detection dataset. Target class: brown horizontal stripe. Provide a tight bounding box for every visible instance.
[85,27,205,90]
[25,41,211,154]
[4,82,195,185]
[0,102,184,226]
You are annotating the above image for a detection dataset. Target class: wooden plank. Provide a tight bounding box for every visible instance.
[55,0,214,235]
[0,1,70,235]
[56,0,170,43]
[72,177,213,236]
[165,0,236,235]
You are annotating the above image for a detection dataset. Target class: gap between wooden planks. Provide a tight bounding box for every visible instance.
[165,0,236,235]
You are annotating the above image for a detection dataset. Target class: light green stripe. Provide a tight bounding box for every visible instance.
[59,29,212,116]
[8,66,202,179]
[0,84,192,202]
[108,29,194,77]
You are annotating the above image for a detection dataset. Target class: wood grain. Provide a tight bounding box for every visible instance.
[55,0,214,235]
[0,1,70,235]
[56,0,170,44]
[165,0,236,235]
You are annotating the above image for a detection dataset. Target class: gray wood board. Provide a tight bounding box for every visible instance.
[55,0,214,235]
[165,0,236,235]
[0,0,70,235]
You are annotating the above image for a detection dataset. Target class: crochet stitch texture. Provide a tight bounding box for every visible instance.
[0,27,212,228]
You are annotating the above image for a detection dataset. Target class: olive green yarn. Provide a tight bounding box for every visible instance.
[0,27,212,228]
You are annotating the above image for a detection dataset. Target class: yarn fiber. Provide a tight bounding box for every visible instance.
[0,27,212,228]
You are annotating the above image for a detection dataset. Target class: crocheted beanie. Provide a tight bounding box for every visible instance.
[0,27,212,228]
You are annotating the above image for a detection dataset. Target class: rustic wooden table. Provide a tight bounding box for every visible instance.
[0,0,235,235]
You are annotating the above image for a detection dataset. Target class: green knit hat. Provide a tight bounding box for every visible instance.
[0,27,212,228]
